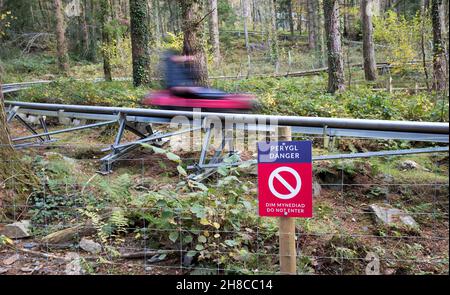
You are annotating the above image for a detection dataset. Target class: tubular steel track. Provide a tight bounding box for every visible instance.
[2,82,449,180]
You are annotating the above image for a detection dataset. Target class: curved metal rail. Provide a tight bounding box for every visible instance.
[5,100,449,134]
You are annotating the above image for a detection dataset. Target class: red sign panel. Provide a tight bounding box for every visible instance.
[257,141,313,218]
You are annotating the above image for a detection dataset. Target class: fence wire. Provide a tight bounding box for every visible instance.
[0,124,448,275]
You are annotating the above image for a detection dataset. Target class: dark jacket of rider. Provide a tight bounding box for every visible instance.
[162,49,199,89]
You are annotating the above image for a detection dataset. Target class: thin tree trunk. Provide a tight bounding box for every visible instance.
[420,0,430,90]
[288,0,294,36]
[81,0,90,57]
[307,0,316,49]
[242,0,250,53]
[431,0,447,91]
[298,3,303,35]
[100,0,112,81]
[179,0,209,86]
[130,0,151,86]
[86,0,98,62]
[154,0,161,44]
[54,0,69,72]
[323,0,345,93]
[361,0,377,81]
[268,0,279,62]
[209,0,221,62]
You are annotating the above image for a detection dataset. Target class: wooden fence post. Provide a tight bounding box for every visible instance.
[386,74,393,93]
[278,126,297,275]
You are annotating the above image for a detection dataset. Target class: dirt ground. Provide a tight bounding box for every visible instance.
[1,121,448,275]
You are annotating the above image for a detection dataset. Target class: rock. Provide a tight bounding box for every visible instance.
[384,268,396,275]
[0,220,31,239]
[368,203,419,228]
[64,252,83,275]
[313,180,322,197]
[20,267,34,273]
[23,242,39,249]
[398,160,419,170]
[182,253,194,267]
[3,254,20,265]
[0,267,8,274]
[79,238,102,254]
[41,224,96,245]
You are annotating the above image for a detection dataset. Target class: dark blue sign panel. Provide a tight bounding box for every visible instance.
[257,141,312,164]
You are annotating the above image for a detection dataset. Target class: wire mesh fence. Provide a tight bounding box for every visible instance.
[0,123,448,275]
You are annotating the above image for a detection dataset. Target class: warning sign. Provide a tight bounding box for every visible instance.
[257,141,313,218]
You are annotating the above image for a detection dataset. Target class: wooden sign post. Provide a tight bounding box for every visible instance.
[257,126,313,275]
[278,126,296,275]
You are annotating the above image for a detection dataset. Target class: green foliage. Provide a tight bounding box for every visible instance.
[160,32,184,52]
[214,77,448,122]
[373,10,431,72]
[29,155,83,226]
[17,79,149,107]
[0,55,57,82]
[122,175,278,273]
[0,235,14,247]
[0,10,15,38]
[218,0,237,29]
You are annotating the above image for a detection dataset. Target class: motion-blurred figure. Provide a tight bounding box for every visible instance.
[162,49,226,99]
[142,47,256,112]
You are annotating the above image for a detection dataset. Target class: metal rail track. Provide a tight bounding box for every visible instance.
[3,77,449,180]
[4,100,449,180]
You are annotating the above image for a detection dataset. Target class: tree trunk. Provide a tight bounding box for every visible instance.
[420,0,430,90]
[268,0,279,62]
[179,0,209,86]
[287,0,294,36]
[54,0,69,72]
[323,0,345,93]
[81,0,90,57]
[361,0,377,81]
[100,0,112,81]
[242,0,250,53]
[129,0,151,86]
[86,0,98,62]
[307,0,316,49]
[154,0,161,44]
[431,0,447,91]
[208,0,221,62]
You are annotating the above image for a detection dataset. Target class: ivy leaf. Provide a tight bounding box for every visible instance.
[177,165,187,177]
[195,244,204,251]
[242,201,252,210]
[161,210,173,219]
[166,152,181,163]
[190,180,209,192]
[217,166,228,176]
[151,146,166,154]
[212,222,221,229]
[224,239,238,247]
[183,235,193,243]
[199,218,210,225]
[169,231,179,243]
[140,143,153,149]
[190,204,206,218]
[198,235,207,243]
[186,250,197,257]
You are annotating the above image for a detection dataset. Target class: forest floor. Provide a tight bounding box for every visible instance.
[1,120,448,275]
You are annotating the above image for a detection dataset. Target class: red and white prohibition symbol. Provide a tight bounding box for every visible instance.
[268,166,302,200]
